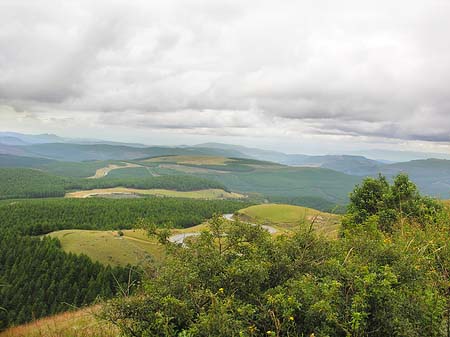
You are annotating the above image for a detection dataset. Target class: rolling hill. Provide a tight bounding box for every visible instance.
[133,155,360,208]
[47,229,164,266]
[0,142,245,162]
[374,159,450,198]
[237,203,341,238]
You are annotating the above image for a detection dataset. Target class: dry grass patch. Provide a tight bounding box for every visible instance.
[0,306,117,337]
[65,187,244,199]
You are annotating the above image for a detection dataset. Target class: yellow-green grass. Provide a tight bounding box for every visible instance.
[65,187,244,199]
[87,162,142,179]
[442,200,450,208]
[0,306,117,337]
[47,229,165,266]
[145,155,233,165]
[46,226,214,267]
[238,204,341,238]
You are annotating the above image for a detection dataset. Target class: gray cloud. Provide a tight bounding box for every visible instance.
[1,0,450,148]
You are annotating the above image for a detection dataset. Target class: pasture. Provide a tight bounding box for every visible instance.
[238,203,341,238]
[47,229,164,266]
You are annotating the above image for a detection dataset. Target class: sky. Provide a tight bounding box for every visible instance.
[1,0,450,155]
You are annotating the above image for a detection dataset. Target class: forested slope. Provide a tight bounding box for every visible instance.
[0,233,137,329]
[0,168,229,200]
[0,198,250,234]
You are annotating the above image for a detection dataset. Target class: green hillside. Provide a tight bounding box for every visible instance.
[0,154,56,167]
[0,197,251,234]
[15,143,244,162]
[0,154,126,178]
[134,156,360,207]
[378,159,450,198]
[47,229,163,267]
[0,168,232,200]
[238,203,341,237]
[0,168,67,199]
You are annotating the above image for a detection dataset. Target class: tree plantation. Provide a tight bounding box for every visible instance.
[0,233,139,330]
[0,195,250,329]
[0,198,250,235]
[0,168,229,200]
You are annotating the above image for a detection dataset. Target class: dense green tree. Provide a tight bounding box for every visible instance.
[345,173,442,232]
[0,198,251,235]
[0,168,230,200]
[102,176,449,336]
[0,233,139,329]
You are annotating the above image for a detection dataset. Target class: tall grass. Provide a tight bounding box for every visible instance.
[0,306,118,337]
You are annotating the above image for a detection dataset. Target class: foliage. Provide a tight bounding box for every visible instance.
[195,167,360,204]
[0,168,229,200]
[0,168,67,199]
[0,233,138,329]
[103,208,450,336]
[344,173,443,232]
[0,198,251,235]
[70,175,229,192]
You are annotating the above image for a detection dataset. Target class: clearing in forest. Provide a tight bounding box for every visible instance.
[47,229,165,266]
[65,187,244,199]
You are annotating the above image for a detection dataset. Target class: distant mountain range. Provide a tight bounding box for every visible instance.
[196,143,384,175]
[1,132,450,198]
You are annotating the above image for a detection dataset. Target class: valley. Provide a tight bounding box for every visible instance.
[0,133,449,336]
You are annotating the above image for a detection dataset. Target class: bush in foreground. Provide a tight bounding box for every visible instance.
[102,180,450,337]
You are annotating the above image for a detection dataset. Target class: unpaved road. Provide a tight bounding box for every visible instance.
[168,214,277,245]
[88,162,142,179]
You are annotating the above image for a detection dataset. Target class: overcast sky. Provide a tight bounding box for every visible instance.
[1,0,450,154]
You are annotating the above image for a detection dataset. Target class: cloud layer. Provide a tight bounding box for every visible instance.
[1,0,450,148]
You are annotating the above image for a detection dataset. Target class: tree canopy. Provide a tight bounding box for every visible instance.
[102,176,450,336]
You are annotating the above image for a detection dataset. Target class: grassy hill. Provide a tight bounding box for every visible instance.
[46,226,209,267]
[237,203,341,238]
[47,229,164,266]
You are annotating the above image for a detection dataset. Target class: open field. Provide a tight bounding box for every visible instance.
[47,226,212,266]
[47,229,165,266]
[65,187,244,199]
[237,203,341,238]
[0,306,117,337]
[87,162,142,178]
